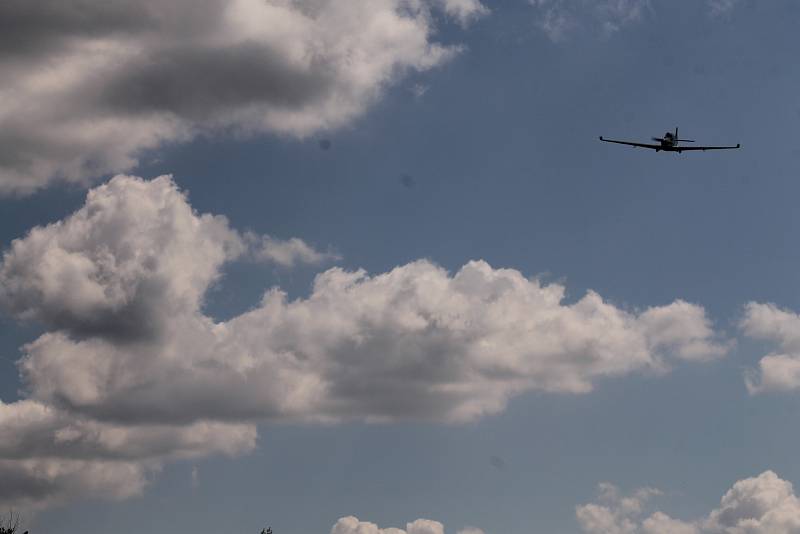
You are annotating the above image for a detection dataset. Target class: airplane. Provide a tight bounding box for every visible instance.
[599,128,740,153]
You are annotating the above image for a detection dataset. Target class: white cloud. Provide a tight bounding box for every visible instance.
[0,175,726,508]
[642,513,699,534]
[437,0,490,27]
[331,516,445,534]
[0,0,488,194]
[740,303,800,394]
[0,174,243,338]
[246,233,340,268]
[0,174,333,339]
[577,471,800,534]
[577,483,662,534]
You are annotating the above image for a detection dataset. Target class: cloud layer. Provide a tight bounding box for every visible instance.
[0,0,488,194]
[0,175,726,508]
[577,471,800,534]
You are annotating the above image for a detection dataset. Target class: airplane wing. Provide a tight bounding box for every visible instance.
[598,136,662,150]
[675,144,741,152]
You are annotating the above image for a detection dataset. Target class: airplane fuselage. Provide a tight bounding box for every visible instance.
[653,129,694,152]
[659,131,677,149]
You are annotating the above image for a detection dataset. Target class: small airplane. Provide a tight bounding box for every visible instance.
[599,128,740,153]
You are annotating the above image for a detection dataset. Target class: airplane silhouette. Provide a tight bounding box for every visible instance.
[600,127,740,153]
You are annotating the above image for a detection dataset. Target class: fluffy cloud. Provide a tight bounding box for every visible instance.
[577,484,663,534]
[0,174,242,339]
[577,471,800,534]
[0,0,488,194]
[331,516,457,534]
[0,174,329,340]
[740,303,800,394]
[3,177,728,425]
[0,175,726,508]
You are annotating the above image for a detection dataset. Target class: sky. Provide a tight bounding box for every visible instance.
[2,1,800,533]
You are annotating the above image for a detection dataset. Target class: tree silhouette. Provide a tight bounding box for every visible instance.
[0,511,24,534]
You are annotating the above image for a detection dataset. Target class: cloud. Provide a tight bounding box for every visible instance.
[0,174,726,508]
[0,174,243,340]
[0,174,333,340]
[436,0,490,27]
[577,483,663,534]
[331,516,445,534]
[0,0,488,194]
[0,400,255,509]
[246,233,340,268]
[528,1,742,41]
[740,303,800,394]
[528,0,651,41]
[577,471,800,534]
[0,458,150,511]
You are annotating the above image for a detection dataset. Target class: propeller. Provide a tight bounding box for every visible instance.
[651,136,664,142]
[677,139,695,142]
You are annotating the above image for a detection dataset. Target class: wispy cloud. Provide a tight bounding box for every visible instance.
[529,1,742,41]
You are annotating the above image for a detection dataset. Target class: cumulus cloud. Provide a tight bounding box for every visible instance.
[331,516,446,534]
[577,471,800,534]
[0,175,333,340]
[740,303,800,394]
[577,483,663,534]
[0,175,726,508]
[0,174,243,339]
[0,0,488,194]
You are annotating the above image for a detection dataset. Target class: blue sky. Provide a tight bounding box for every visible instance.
[2,2,800,533]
